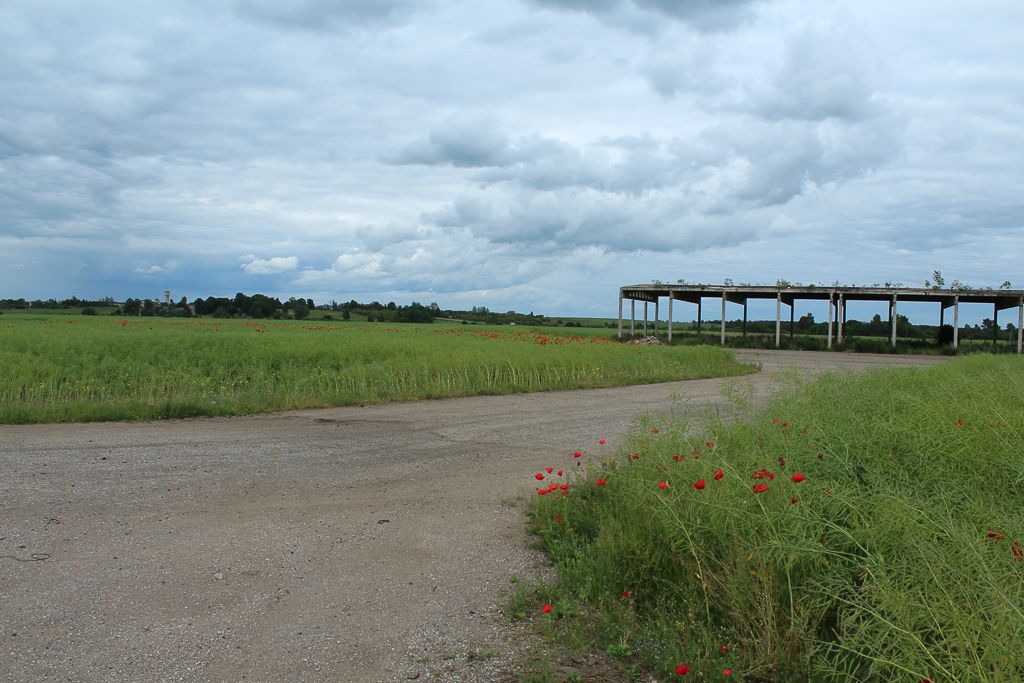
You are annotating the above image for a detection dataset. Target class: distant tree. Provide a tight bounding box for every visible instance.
[796,312,815,331]
[932,271,945,288]
[81,307,97,315]
[1001,280,1012,290]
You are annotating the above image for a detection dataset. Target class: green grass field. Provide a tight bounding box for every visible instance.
[527,355,1024,681]
[0,314,753,424]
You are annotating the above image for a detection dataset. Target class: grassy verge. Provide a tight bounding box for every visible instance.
[528,355,1024,681]
[0,316,753,424]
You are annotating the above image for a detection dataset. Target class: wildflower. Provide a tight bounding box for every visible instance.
[719,645,729,653]
[777,456,786,467]
[723,669,732,676]
[693,479,705,490]
[673,455,684,462]
[535,473,545,481]
[546,467,553,474]
[955,418,964,426]
[554,514,563,523]
[987,528,1006,541]
[675,663,690,675]
[1013,541,1023,560]
[772,418,780,424]
[557,470,563,476]
[631,452,640,460]
[714,468,724,481]
[658,481,669,490]
[621,590,631,597]
[599,439,606,445]
[791,473,806,483]
[652,427,660,434]
[538,489,548,496]
[541,604,552,614]
[559,484,568,490]
[753,483,769,494]
[595,478,607,486]
[706,441,716,449]
[574,451,582,458]
[781,421,790,428]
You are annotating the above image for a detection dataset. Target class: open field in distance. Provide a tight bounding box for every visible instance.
[0,314,754,424]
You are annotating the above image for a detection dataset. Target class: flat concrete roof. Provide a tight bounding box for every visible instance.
[619,284,1024,310]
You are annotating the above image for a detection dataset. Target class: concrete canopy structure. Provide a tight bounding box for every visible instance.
[617,284,1024,353]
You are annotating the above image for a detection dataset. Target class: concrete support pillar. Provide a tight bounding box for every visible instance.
[1018,298,1023,354]
[720,293,727,346]
[775,293,782,348]
[696,300,702,336]
[953,297,959,350]
[837,295,845,344]
[890,295,898,348]
[789,301,795,338]
[644,302,648,336]
[654,299,659,336]
[618,293,623,339]
[993,304,999,350]
[742,302,748,337]
[668,295,673,342]
[630,300,635,336]
[827,293,834,349]
[939,304,944,329]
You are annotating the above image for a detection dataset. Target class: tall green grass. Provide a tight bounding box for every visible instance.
[0,316,752,423]
[531,355,1024,681]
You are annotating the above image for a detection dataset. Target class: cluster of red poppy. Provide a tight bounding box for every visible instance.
[988,528,1024,560]
[673,644,733,676]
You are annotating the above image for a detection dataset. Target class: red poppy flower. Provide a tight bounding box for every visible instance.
[658,481,669,490]
[535,473,545,480]
[573,451,582,458]
[693,479,705,490]
[1013,541,1023,560]
[559,484,569,490]
[955,418,964,426]
[673,455,684,462]
[621,590,631,597]
[772,418,780,424]
[546,467,553,473]
[791,473,806,483]
[675,663,690,675]
[599,439,606,445]
[554,514,563,522]
[987,528,1006,541]
[781,421,790,427]
[557,470,563,476]
[537,489,548,496]
[631,452,640,460]
[753,483,769,494]
[714,468,724,481]
[596,478,607,486]
[652,426,660,433]
[719,645,729,653]
[548,482,558,491]
[723,669,732,676]
[706,441,716,449]
[541,604,552,614]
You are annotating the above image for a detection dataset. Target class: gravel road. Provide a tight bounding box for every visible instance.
[0,350,947,682]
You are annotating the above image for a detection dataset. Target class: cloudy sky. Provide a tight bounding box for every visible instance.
[2,0,1022,320]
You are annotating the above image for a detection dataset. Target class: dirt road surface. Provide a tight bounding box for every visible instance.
[0,351,947,682]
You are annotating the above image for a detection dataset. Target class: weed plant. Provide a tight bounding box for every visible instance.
[530,355,1024,681]
[0,316,752,423]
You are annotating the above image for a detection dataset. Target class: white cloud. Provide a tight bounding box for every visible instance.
[240,255,299,275]
[133,265,163,274]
